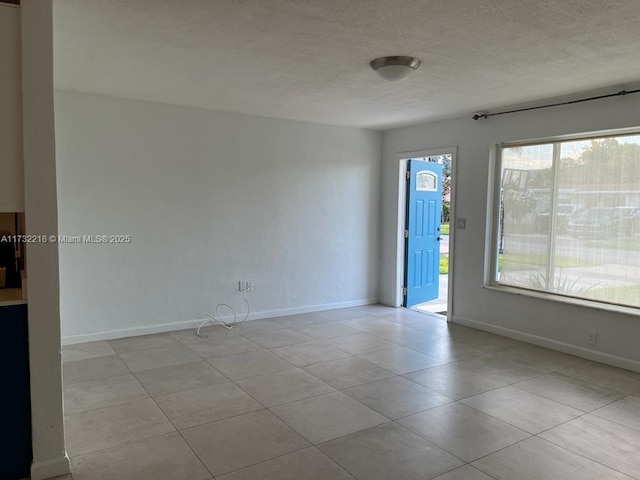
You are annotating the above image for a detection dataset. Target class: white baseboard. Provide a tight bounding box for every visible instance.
[452,315,640,373]
[61,298,378,345]
[30,455,70,480]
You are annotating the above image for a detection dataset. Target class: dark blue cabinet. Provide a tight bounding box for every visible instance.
[0,304,32,479]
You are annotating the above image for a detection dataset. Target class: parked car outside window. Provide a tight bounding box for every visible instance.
[534,204,584,233]
[567,206,640,238]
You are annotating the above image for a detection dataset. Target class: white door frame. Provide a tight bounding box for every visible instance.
[395,147,458,320]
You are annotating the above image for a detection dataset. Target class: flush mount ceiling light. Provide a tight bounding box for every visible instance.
[370,56,421,81]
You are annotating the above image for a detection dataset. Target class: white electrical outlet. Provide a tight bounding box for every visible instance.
[587,330,598,346]
[238,280,246,291]
[246,280,253,292]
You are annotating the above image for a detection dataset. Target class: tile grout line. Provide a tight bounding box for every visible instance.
[62,310,640,479]
[531,433,639,480]
[169,324,469,475]
[510,380,628,414]
[311,419,470,480]
[387,403,532,468]
[67,335,228,476]
[128,362,219,480]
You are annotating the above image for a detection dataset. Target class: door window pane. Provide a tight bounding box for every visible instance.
[417,171,437,191]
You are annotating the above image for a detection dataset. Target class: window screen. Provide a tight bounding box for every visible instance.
[496,132,640,309]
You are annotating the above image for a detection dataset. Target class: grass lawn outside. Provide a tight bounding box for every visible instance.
[441,244,604,276]
[499,253,602,271]
[439,223,450,274]
[585,238,640,250]
[439,255,448,274]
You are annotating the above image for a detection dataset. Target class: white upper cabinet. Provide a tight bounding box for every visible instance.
[0,4,23,212]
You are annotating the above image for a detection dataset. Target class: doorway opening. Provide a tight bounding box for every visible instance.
[397,148,456,320]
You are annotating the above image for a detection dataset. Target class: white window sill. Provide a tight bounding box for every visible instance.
[484,283,640,318]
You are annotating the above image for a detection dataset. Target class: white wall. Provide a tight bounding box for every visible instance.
[55,91,381,342]
[22,1,69,478]
[381,94,640,370]
[0,3,24,212]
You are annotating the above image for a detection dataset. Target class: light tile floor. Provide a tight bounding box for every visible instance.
[61,305,640,480]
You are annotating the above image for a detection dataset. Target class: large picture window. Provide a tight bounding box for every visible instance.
[492,131,640,309]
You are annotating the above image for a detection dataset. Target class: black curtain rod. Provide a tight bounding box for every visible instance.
[472,88,640,121]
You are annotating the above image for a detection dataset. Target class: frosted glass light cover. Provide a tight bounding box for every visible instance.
[375,64,414,81]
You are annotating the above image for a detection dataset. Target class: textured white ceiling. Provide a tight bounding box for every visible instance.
[53,0,640,130]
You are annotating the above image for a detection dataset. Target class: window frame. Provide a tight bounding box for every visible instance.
[485,126,640,315]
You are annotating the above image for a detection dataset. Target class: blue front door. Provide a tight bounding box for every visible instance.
[404,159,442,307]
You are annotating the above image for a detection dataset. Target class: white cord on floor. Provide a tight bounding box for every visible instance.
[196,287,250,337]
